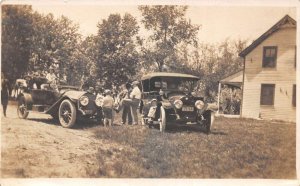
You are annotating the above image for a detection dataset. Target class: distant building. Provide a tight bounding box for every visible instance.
[239,15,296,122]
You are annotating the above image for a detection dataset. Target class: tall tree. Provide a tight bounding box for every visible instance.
[2,5,33,81]
[94,13,139,87]
[139,5,200,71]
[30,13,81,80]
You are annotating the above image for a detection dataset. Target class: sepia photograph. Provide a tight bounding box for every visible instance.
[0,0,298,185]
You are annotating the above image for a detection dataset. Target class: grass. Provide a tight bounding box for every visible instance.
[91,116,296,178]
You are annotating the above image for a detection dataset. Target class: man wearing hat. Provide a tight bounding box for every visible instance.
[118,82,132,125]
[130,81,141,125]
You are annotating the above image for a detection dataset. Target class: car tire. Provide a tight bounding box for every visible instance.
[159,107,166,132]
[17,96,29,119]
[58,99,77,128]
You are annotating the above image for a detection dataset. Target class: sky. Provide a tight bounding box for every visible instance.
[30,3,296,44]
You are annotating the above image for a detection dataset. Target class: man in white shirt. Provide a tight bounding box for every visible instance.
[130,81,141,125]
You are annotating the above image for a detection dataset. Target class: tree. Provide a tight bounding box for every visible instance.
[2,5,33,81]
[30,13,81,82]
[93,13,140,87]
[139,5,200,71]
[196,39,247,100]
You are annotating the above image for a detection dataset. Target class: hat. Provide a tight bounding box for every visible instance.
[132,81,139,85]
[104,89,111,95]
[87,87,95,93]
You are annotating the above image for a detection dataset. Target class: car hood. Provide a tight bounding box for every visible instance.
[62,90,87,100]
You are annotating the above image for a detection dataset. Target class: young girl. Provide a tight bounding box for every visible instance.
[102,89,114,126]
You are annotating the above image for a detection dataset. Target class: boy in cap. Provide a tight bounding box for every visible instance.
[102,89,114,126]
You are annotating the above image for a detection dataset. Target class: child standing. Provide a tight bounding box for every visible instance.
[102,89,114,126]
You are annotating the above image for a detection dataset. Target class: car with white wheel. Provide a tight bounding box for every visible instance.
[16,75,103,128]
[140,72,217,133]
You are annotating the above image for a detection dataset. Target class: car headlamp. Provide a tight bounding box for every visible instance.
[174,100,183,109]
[195,100,205,110]
[79,96,89,106]
[95,96,103,107]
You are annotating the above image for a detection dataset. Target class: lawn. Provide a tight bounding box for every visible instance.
[91,116,296,178]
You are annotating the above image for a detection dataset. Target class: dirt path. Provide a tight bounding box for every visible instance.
[1,103,119,177]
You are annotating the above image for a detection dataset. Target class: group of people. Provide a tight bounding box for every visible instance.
[96,81,142,127]
[11,66,68,99]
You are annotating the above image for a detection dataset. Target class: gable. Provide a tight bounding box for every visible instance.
[239,15,296,58]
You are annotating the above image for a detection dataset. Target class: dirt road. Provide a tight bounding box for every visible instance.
[1,103,121,177]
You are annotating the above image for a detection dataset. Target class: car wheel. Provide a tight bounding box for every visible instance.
[59,99,77,128]
[17,96,29,119]
[159,107,166,132]
[202,110,213,134]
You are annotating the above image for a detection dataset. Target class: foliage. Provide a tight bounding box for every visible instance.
[2,5,246,94]
[169,39,247,101]
[30,13,81,84]
[139,5,200,72]
[1,5,33,81]
[93,13,140,88]
[2,5,83,85]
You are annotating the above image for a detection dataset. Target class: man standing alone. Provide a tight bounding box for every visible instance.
[1,72,10,117]
[130,81,141,125]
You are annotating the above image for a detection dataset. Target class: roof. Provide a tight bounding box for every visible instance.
[141,72,200,80]
[239,15,296,57]
[219,70,243,88]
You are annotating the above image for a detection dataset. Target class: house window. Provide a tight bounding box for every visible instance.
[292,85,296,107]
[260,84,275,105]
[263,46,277,68]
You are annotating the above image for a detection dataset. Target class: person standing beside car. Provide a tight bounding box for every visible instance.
[118,83,133,125]
[1,72,10,117]
[130,81,141,125]
[102,89,115,127]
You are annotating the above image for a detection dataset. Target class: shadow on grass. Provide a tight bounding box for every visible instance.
[165,125,227,135]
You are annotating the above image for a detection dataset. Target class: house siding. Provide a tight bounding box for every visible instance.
[242,27,296,122]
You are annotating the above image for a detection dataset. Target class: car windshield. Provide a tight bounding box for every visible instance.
[147,77,199,92]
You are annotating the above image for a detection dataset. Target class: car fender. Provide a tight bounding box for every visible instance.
[45,90,86,115]
[18,92,33,110]
[161,100,173,110]
[206,103,218,112]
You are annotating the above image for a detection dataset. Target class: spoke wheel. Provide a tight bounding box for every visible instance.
[59,99,77,128]
[159,107,166,132]
[17,96,29,119]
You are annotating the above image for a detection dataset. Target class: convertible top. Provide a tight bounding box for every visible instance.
[141,72,200,80]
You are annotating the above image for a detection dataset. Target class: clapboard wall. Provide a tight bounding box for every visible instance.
[242,26,296,122]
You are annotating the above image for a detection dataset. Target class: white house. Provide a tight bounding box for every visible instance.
[239,15,296,122]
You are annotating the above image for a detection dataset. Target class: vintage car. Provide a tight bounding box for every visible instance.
[140,72,217,133]
[17,75,103,128]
